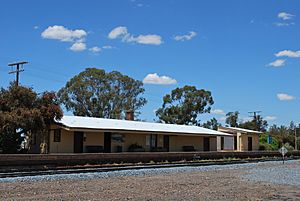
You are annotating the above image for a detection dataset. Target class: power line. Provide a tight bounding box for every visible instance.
[23,72,66,85]
[29,61,72,78]
[8,61,28,86]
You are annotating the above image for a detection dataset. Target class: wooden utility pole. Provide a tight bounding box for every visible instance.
[8,61,28,86]
[248,111,262,131]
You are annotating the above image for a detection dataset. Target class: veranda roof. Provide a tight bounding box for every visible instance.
[218,126,262,134]
[56,116,232,136]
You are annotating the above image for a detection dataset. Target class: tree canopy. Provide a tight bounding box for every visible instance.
[239,115,268,132]
[57,68,147,119]
[225,111,268,132]
[156,85,214,125]
[268,122,297,147]
[202,118,220,130]
[0,83,62,153]
[225,111,239,127]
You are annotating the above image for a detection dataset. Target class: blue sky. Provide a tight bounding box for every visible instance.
[0,0,299,126]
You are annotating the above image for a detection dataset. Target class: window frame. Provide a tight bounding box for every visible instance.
[53,129,61,142]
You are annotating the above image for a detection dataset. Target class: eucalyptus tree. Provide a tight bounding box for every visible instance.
[58,68,147,119]
[202,118,221,130]
[156,85,214,125]
[225,111,239,127]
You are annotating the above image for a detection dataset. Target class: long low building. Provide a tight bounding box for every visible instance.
[41,115,232,153]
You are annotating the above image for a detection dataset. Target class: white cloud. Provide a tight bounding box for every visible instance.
[143,73,177,85]
[41,25,87,42]
[211,109,225,115]
[108,26,162,45]
[108,26,128,39]
[131,35,162,45]
[174,31,197,41]
[265,116,277,121]
[219,116,226,121]
[34,26,39,29]
[274,22,295,27]
[268,59,285,67]
[70,42,86,52]
[89,46,101,53]
[88,45,114,54]
[278,12,294,20]
[102,45,113,49]
[275,50,300,58]
[277,93,295,101]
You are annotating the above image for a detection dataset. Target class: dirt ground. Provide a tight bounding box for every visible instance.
[0,165,299,201]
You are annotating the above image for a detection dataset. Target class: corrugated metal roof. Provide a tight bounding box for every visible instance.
[219,126,262,134]
[56,116,232,136]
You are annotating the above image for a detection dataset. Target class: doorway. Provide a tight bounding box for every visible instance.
[203,137,210,151]
[220,137,224,150]
[234,136,237,150]
[104,132,111,153]
[248,137,253,151]
[163,135,170,152]
[74,131,84,153]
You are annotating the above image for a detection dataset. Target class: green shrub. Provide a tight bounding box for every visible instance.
[259,133,268,144]
[259,143,275,151]
[259,145,266,150]
[259,133,279,150]
[284,143,294,152]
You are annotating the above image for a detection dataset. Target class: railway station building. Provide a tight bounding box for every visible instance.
[38,115,232,154]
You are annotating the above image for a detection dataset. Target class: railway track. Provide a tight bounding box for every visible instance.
[0,157,296,179]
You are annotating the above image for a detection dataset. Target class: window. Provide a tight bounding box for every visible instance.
[150,134,157,148]
[146,136,150,146]
[146,134,157,148]
[53,129,61,142]
[111,133,124,142]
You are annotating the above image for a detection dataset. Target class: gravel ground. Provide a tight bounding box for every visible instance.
[0,160,299,200]
[243,160,300,186]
